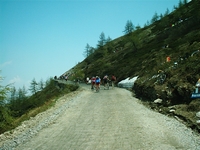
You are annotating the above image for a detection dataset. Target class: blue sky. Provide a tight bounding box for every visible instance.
[0,0,186,90]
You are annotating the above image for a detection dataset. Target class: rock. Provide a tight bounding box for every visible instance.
[174,116,182,122]
[169,109,175,113]
[154,98,162,104]
[0,134,6,141]
[168,106,176,109]
[196,120,200,124]
[196,112,200,118]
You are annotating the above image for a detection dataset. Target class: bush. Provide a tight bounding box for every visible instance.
[0,106,13,133]
[9,80,79,118]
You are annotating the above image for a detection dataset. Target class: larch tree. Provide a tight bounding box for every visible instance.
[123,20,134,35]
[151,12,159,23]
[83,43,91,58]
[29,78,38,94]
[97,32,106,48]
[0,75,10,104]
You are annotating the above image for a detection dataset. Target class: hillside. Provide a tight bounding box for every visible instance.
[66,0,200,132]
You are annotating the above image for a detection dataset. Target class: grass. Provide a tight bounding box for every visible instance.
[70,0,200,105]
[12,97,58,129]
[0,81,79,134]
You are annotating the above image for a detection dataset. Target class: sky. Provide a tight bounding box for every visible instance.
[0,0,187,90]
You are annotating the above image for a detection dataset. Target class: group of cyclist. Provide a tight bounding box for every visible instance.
[89,75,116,92]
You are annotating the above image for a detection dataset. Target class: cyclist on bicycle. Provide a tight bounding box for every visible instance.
[111,74,116,88]
[95,76,101,92]
[91,76,96,90]
[103,75,109,90]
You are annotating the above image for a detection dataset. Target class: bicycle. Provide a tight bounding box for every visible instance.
[95,84,100,92]
[104,80,110,90]
[95,76,101,92]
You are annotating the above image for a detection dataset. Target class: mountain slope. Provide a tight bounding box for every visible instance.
[66,0,200,132]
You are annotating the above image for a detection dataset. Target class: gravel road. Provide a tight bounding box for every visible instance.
[0,85,200,150]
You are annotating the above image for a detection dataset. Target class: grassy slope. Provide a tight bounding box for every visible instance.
[0,80,79,134]
[68,0,200,132]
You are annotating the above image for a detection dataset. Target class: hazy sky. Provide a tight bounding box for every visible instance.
[0,0,184,90]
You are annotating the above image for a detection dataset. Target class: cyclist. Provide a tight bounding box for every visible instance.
[103,75,109,90]
[91,76,96,90]
[111,74,116,88]
[95,76,101,92]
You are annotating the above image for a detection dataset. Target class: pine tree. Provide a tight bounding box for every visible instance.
[164,8,170,16]
[18,87,26,101]
[123,20,134,35]
[106,36,112,43]
[135,24,141,30]
[0,75,10,104]
[178,0,184,8]
[151,12,159,23]
[97,32,106,48]
[89,47,95,55]
[29,78,38,94]
[38,79,44,91]
[160,13,163,19]
[10,87,16,102]
[83,43,90,58]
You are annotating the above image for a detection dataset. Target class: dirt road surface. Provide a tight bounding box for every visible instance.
[2,85,200,150]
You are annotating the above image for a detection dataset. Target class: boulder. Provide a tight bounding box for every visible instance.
[169,109,175,113]
[196,111,200,118]
[154,98,163,104]
[196,120,200,124]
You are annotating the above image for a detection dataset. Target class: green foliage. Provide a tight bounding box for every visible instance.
[74,0,200,105]
[9,79,79,118]
[164,8,170,17]
[38,79,44,91]
[0,77,79,134]
[29,78,38,94]
[123,20,134,35]
[0,76,10,104]
[151,12,159,24]
[1,0,199,133]
[106,36,112,43]
[83,43,91,58]
[71,70,85,81]
[0,74,13,133]
[0,106,13,133]
[97,32,106,48]
[178,0,184,8]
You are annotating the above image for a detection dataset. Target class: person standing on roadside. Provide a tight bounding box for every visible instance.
[111,74,116,88]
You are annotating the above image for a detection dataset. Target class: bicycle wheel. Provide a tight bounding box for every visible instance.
[96,87,99,92]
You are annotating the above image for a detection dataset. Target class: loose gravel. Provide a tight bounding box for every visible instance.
[0,89,83,150]
[0,86,200,150]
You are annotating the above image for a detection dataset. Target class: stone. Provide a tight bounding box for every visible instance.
[196,120,200,124]
[154,98,162,104]
[169,109,175,113]
[196,112,200,118]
